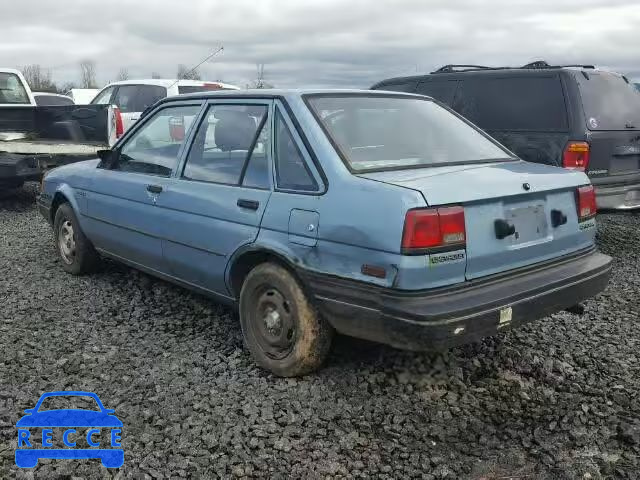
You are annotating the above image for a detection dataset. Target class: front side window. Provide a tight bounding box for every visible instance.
[0,73,30,104]
[307,94,512,172]
[114,105,201,176]
[183,104,269,187]
[91,86,115,105]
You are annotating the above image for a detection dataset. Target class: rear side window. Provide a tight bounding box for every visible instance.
[374,81,417,93]
[136,85,166,111]
[183,105,269,187]
[0,73,30,104]
[274,110,318,191]
[416,80,458,106]
[114,85,166,113]
[454,76,568,131]
[575,72,640,130]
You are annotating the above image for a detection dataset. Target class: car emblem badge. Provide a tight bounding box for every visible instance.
[523,183,531,191]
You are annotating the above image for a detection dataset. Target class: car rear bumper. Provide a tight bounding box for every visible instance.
[0,153,44,187]
[593,179,640,210]
[304,248,612,351]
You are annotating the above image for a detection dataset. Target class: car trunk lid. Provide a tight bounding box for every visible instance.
[360,161,595,280]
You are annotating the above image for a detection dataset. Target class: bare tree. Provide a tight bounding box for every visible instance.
[21,64,57,92]
[177,64,201,80]
[79,60,97,88]
[116,68,130,81]
[151,71,162,79]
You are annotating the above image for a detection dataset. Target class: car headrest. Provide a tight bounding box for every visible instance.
[215,110,256,152]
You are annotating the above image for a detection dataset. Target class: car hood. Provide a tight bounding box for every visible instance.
[357,160,590,205]
[16,410,123,427]
[46,158,100,179]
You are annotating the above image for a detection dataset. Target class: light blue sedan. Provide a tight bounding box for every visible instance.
[38,89,612,376]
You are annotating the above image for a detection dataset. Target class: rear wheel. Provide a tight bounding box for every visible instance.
[53,203,100,274]
[239,263,333,377]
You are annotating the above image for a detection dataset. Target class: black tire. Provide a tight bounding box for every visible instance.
[53,202,100,275]
[239,263,333,377]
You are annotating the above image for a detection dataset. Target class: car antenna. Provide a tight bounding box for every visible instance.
[167,45,224,89]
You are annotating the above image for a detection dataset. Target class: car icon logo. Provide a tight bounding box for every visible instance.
[15,391,123,468]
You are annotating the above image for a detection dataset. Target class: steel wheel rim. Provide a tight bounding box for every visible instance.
[58,220,76,265]
[251,286,296,360]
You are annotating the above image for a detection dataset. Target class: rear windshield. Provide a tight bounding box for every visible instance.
[0,73,30,104]
[34,94,74,106]
[576,72,640,131]
[306,95,512,172]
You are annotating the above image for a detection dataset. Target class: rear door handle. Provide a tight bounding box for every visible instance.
[147,184,163,194]
[237,199,259,210]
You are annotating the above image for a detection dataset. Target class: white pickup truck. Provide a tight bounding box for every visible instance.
[0,68,119,189]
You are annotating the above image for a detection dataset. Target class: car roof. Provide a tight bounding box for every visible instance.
[102,79,240,89]
[373,64,621,88]
[0,68,22,75]
[158,88,426,103]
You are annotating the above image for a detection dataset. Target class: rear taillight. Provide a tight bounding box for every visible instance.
[401,206,466,254]
[576,185,597,221]
[114,106,124,138]
[203,83,223,90]
[169,116,185,141]
[563,141,590,171]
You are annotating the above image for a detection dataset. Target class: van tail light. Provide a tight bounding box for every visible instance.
[575,185,597,221]
[113,106,124,138]
[401,206,466,254]
[169,116,185,141]
[563,141,590,171]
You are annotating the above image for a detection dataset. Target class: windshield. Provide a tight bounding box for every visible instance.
[306,95,512,172]
[0,73,30,104]
[576,72,640,131]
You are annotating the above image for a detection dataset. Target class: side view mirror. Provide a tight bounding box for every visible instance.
[97,149,118,169]
[96,149,112,162]
[104,408,115,414]
[24,408,35,414]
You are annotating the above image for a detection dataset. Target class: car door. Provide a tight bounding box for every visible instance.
[84,102,203,273]
[259,103,326,251]
[155,100,273,296]
[113,84,167,132]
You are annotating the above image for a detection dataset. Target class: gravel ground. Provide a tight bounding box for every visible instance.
[1,184,639,479]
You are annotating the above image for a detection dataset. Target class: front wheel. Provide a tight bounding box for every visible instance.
[53,203,100,275]
[239,263,333,377]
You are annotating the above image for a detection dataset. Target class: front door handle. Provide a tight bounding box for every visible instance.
[237,199,259,210]
[147,184,163,194]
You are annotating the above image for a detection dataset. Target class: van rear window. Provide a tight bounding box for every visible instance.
[576,72,640,131]
[0,73,30,104]
[454,76,568,131]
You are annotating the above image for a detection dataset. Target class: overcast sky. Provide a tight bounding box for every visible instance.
[1,0,639,89]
